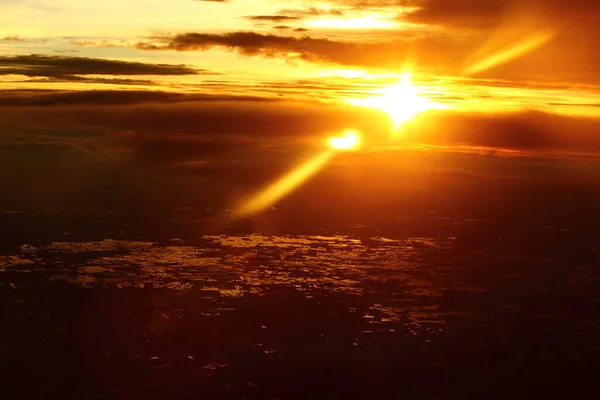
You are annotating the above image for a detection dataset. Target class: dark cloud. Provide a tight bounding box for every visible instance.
[406,0,600,28]
[22,76,155,86]
[296,0,600,32]
[3,95,600,226]
[0,94,389,165]
[271,26,309,32]
[396,109,600,155]
[135,31,465,69]
[0,89,277,106]
[385,1,600,82]
[0,100,378,139]
[116,131,252,163]
[0,54,205,78]
[3,90,600,165]
[0,125,114,159]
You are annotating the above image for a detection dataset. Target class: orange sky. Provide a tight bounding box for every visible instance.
[1,0,600,117]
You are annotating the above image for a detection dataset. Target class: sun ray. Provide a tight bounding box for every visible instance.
[234,150,335,217]
[234,131,362,217]
[463,29,555,76]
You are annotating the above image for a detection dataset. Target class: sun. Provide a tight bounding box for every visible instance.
[347,72,450,130]
[329,130,360,150]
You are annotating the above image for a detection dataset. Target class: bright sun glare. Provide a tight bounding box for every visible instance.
[347,73,450,130]
[329,130,360,150]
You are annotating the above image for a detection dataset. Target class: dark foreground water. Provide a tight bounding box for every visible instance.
[2,225,600,399]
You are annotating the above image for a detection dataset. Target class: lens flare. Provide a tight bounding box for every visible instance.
[329,130,360,150]
[235,130,363,216]
[463,29,555,76]
[234,150,335,216]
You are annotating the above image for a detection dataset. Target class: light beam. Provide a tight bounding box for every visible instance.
[463,29,555,76]
[234,150,335,217]
[234,130,363,217]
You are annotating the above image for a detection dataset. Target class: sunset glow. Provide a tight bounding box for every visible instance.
[5,1,600,397]
[1,1,598,116]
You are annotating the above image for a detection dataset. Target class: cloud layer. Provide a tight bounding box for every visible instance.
[3,90,600,167]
